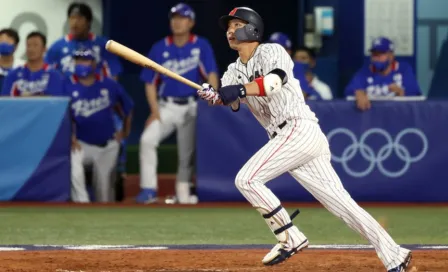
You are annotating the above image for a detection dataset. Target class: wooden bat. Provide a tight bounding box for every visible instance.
[105,40,202,90]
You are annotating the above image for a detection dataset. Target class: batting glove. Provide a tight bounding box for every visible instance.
[197,83,220,104]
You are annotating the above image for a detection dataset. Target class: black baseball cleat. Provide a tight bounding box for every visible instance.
[262,239,309,266]
[387,251,413,272]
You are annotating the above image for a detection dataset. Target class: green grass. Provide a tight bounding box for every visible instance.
[0,207,447,245]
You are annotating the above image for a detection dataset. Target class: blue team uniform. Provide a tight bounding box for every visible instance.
[1,63,64,96]
[45,33,122,78]
[140,34,218,97]
[64,74,133,146]
[0,66,14,92]
[293,62,322,100]
[344,61,422,97]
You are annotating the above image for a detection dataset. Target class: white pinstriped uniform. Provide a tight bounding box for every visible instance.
[221,43,410,270]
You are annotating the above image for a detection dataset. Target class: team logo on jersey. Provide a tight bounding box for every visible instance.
[365,73,404,97]
[71,89,111,117]
[249,70,262,82]
[191,48,200,56]
[163,51,170,58]
[161,54,200,75]
[14,74,50,95]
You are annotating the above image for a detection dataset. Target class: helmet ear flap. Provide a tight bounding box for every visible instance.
[234,23,261,42]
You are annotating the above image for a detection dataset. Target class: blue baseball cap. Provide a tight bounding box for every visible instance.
[268,32,292,50]
[72,48,95,60]
[369,37,394,53]
[169,3,195,20]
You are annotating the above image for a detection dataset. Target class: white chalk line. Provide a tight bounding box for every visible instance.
[2,244,448,252]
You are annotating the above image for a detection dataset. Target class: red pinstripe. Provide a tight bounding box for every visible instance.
[247,120,296,209]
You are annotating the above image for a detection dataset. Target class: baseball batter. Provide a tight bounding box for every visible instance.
[198,7,412,272]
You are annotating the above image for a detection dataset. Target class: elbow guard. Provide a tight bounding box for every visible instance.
[254,68,288,96]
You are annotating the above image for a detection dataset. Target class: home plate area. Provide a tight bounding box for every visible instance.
[0,245,446,272]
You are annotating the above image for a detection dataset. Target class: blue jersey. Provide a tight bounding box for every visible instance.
[140,34,218,97]
[45,33,122,78]
[293,62,322,100]
[64,75,134,146]
[345,61,422,97]
[1,64,64,96]
[0,66,13,93]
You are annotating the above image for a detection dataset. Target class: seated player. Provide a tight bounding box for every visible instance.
[267,32,318,99]
[1,31,63,97]
[65,49,133,203]
[293,46,332,100]
[345,37,422,111]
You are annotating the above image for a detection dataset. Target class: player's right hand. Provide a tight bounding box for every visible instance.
[71,136,81,151]
[146,111,161,127]
[355,90,371,111]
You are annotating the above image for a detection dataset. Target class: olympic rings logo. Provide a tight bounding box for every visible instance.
[327,128,428,178]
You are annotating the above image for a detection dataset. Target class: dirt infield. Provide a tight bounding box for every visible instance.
[0,249,446,272]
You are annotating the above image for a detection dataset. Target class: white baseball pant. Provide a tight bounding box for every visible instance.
[139,98,197,203]
[235,119,410,270]
[70,140,120,203]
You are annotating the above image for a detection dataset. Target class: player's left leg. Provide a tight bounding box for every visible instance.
[289,154,412,271]
[235,120,323,265]
[91,140,120,203]
[175,101,197,204]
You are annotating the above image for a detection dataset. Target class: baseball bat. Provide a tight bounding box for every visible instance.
[105,40,202,90]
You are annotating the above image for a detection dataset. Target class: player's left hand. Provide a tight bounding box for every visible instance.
[114,130,125,142]
[217,84,246,105]
[388,84,405,96]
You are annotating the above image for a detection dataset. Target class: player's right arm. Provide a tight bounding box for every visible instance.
[345,69,371,111]
[140,43,161,126]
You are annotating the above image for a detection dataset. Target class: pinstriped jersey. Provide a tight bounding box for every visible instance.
[221,43,318,134]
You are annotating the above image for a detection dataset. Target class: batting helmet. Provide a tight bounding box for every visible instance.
[219,7,264,42]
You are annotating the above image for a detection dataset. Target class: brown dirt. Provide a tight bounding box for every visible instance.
[0,249,446,272]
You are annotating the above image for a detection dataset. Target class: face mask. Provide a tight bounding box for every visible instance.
[0,42,14,55]
[74,64,93,78]
[295,61,311,72]
[371,59,390,72]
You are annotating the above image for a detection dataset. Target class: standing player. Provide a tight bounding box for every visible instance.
[197,7,412,272]
[137,3,219,204]
[45,2,122,79]
[45,2,127,200]
[67,49,133,203]
[2,32,63,97]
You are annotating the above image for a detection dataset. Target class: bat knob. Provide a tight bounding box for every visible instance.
[105,40,114,50]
